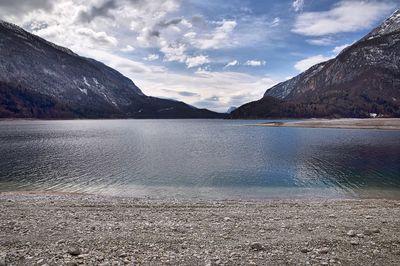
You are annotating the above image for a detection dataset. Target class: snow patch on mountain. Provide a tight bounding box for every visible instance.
[364,9,400,40]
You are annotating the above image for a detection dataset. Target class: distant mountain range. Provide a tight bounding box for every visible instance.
[0,21,223,119]
[230,10,400,119]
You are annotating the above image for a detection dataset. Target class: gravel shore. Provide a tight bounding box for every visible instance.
[1,192,400,265]
[259,118,400,130]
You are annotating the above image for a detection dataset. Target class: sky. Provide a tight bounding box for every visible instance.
[0,0,398,112]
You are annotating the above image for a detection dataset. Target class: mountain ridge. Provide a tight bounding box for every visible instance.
[230,9,400,119]
[0,20,224,119]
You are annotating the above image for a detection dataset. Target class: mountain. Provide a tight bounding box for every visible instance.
[0,20,224,119]
[226,106,237,114]
[230,10,400,119]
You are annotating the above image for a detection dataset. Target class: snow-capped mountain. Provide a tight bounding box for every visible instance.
[231,10,400,118]
[0,20,223,118]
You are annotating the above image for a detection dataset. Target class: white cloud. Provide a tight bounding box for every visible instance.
[293,1,394,36]
[292,0,304,13]
[193,20,237,50]
[294,55,332,72]
[295,41,356,72]
[270,17,280,27]
[0,0,54,19]
[144,53,160,61]
[77,48,159,74]
[244,60,266,67]
[185,55,210,68]
[120,45,135,52]
[224,60,239,68]
[306,37,333,46]
[75,27,118,47]
[161,42,187,63]
[332,43,352,55]
[143,71,278,112]
[0,0,285,111]
[84,57,276,111]
[78,48,280,112]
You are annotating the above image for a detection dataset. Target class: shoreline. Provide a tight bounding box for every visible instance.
[257,118,400,130]
[1,192,399,265]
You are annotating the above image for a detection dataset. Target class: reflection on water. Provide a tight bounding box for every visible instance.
[0,119,399,199]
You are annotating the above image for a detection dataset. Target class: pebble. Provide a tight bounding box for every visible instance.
[1,193,398,265]
[301,247,311,253]
[318,247,330,254]
[350,240,359,245]
[68,247,81,256]
[250,242,265,251]
[223,217,231,222]
[347,230,356,237]
[363,229,373,236]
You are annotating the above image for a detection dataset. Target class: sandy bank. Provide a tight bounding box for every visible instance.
[1,192,399,265]
[259,118,400,130]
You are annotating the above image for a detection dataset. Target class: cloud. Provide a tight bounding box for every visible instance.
[205,96,220,102]
[161,43,187,63]
[270,17,280,27]
[293,1,394,36]
[306,37,333,46]
[136,68,279,112]
[144,53,160,61]
[177,91,199,97]
[76,28,118,47]
[80,48,157,74]
[161,89,199,97]
[185,55,210,68]
[157,17,183,28]
[1,0,285,112]
[224,60,239,68]
[77,0,116,23]
[332,43,352,55]
[193,20,237,50]
[120,45,135,52]
[294,55,332,72]
[295,41,356,72]
[160,42,210,68]
[0,0,54,18]
[292,0,304,13]
[244,60,266,66]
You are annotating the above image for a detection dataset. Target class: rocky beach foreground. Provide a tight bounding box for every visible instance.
[1,192,400,266]
[259,118,400,130]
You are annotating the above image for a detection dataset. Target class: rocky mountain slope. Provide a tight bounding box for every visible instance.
[0,21,223,119]
[231,10,400,119]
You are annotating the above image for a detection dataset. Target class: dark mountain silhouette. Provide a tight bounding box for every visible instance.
[231,10,400,119]
[0,20,224,119]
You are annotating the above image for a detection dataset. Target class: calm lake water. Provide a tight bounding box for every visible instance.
[0,119,399,199]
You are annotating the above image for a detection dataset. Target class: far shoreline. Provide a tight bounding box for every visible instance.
[256,118,400,130]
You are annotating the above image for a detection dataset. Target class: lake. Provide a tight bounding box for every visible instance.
[0,119,399,199]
